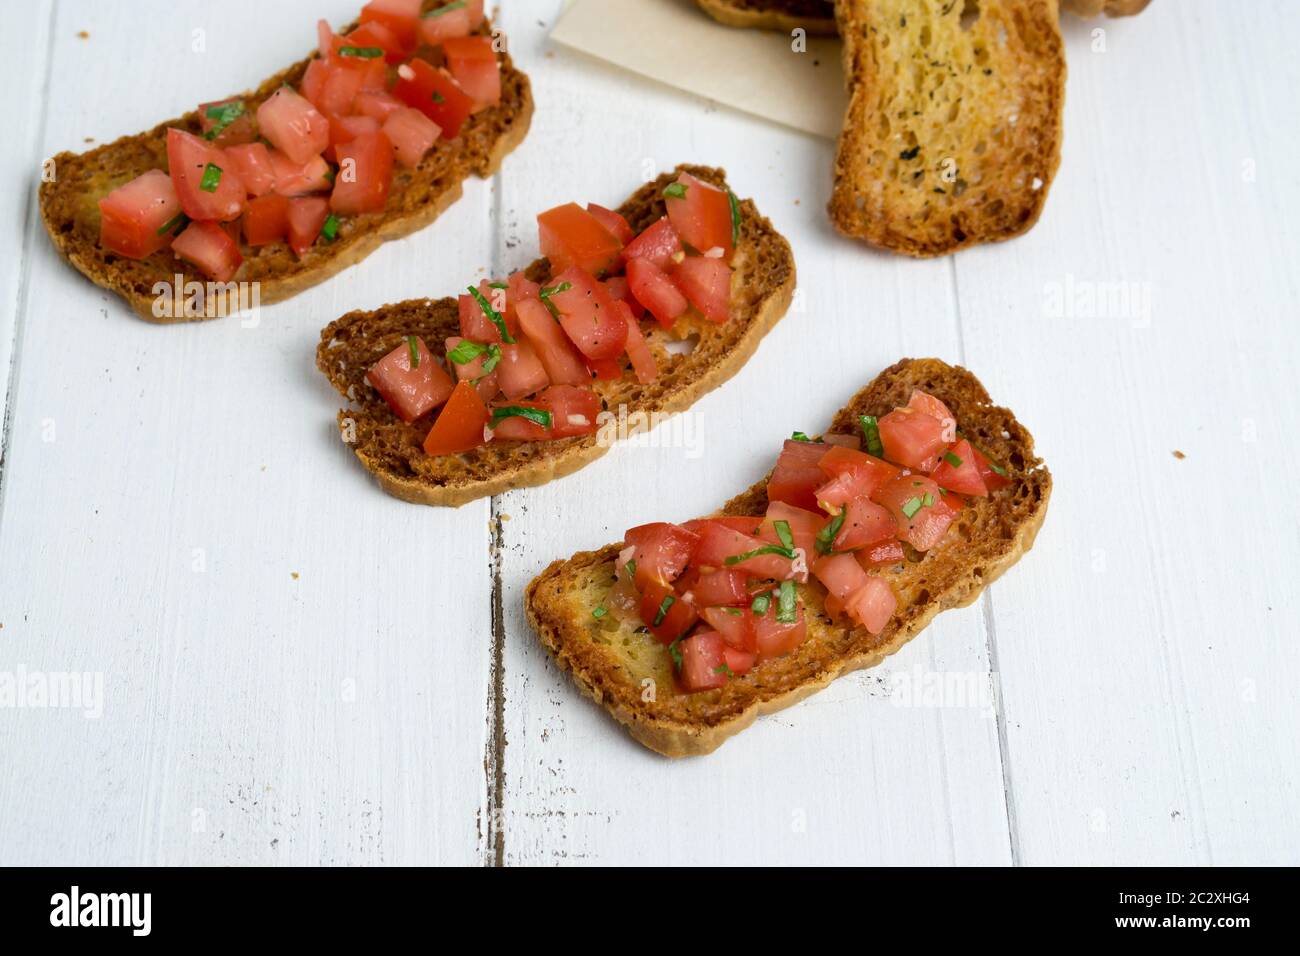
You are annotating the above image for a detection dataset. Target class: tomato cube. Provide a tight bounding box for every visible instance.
[691,570,751,608]
[638,580,699,646]
[516,298,590,386]
[197,97,257,147]
[360,0,422,52]
[496,339,550,401]
[444,336,500,403]
[331,130,394,215]
[537,202,624,277]
[619,303,658,385]
[586,203,634,244]
[382,107,441,168]
[442,35,501,109]
[393,58,474,140]
[879,407,949,471]
[269,150,332,197]
[540,385,601,438]
[678,630,729,693]
[98,169,182,260]
[286,197,330,256]
[367,336,455,423]
[664,171,735,258]
[242,193,291,246]
[624,523,701,590]
[256,87,329,165]
[626,257,688,329]
[768,439,830,513]
[874,475,955,552]
[355,89,404,121]
[673,255,731,324]
[547,267,629,360]
[929,439,988,497]
[166,128,246,222]
[752,601,806,660]
[423,381,490,456]
[222,143,276,198]
[418,2,473,44]
[622,216,683,270]
[171,220,243,282]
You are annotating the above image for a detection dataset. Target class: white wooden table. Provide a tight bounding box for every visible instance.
[1,0,1297,867]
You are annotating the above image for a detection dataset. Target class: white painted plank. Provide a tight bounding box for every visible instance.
[496,1,1012,865]
[0,0,499,865]
[953,1,1300,865]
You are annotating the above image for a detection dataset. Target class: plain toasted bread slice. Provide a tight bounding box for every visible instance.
[316,165,796,508]
[696,0,838,34]
[526,358,1051,757]
[828,0,1066,257]
[39,7,532,323]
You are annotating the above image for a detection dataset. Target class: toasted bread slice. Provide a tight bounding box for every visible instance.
[1061,0,1151,15]
[40,7,532,323]
[696,0,838,34]
[526,358,1051,757]
[316,165,796,507]
[828,0,1066,257]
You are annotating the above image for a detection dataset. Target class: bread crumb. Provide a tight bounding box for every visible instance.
[291,572,300,580]
[83,137,94,143]
[1172,450,1186,460]
[77,30,89,39]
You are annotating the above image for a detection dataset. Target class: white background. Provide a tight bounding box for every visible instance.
[1,0,1297,866]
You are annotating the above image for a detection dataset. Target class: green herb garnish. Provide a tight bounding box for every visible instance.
[776,580,797,624]
[592,606,608,619]
[668,638,684,670]
[538,281,571,318]
[815,510,845,555]
[321,213,340,242]
[922,493,934,508]
[728,188,741,247]
[625,559,637,581]
[713,663,734,677]
[725,544,795,567]
[422,0,467,16]
[791,431,813,442]
[943,450,964,468]
[202,100,245,141]
[432,91,446,104]
[338,46,384,58]
[860,415,884,458]
[198,163,223,193]
[750,593,772,616]
[901,496,923,519]
[406,335,420,368]
[489,406,552,430]
[156,212,189,236]
[773,520,794,553]
[468,285,514,343]
[488,281,508,289]
[653,594,675,627]
[448,340,486,365]
[662,182,687,200]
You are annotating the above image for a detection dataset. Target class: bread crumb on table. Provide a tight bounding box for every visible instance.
[77,30,89,39]
[1172,450,1186,460]
[291,572,299,580]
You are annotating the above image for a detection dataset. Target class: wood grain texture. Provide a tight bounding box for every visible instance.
[0,0,1297,867]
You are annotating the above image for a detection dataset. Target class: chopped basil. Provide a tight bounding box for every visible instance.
[989,459,1008,476]
[198,163,223,193]
[815,510,846,555]
[901,496,923,519]
[773,519,794,553]
[943,450,964,468]
[713,663,734,677]
[653,594,675,627]
[625,559,637,581]
[591,606,608,619]
[202,100,245,141]
[324,165,338,185]
[431,91,446,104]
[922,493,934,508]
[407,335,420,368]
[750,593,772,616]
[662,182,687,200]
[776,580,797,624]
[791,431,813,442]
[447,339,488,365]
[727,188,741,247]
[321,213,340,242]
[155,212,189,236]
[488,281,508,289]
[338,46,384,58]
[725,608,742,616]
[538,281,571,318]
[468,285,514,343]
[478,344,503,376]
[489,406,552,430]
[422,0,467,16]
[668,638,684,670]
[860,415,884,458]
[724,543,794,567]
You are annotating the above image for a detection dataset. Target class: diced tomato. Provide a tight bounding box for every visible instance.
[970,443,1014,491]
[752,601,806,661]
[677,630,728,693]
[465,0,486,27]
[382,107,441,168]
[664,171,735,259]
[833,496,898,551]
[858,539,906,569]
[587,358,622,380]
[269,149,332,197]
[344,19,405,64]
[423,380,490,456]
[624,522,701,589]
[171,220,243,282]
[548,267,628,360]
[359,0,422,52]
[813,553,871,604]
[331,130,394,215]
[757,501,825,557]
[622,216,683,271]
[844,577,897,635]
[768,439,829,512]
[682,516,764,537]
[638,580,698,646]
[442,36,501,109]
[166,128,246,222]
[242,193,291,246]
[459,287,516,344]
[619,303,658,384]
[673,256,731,324]
[222,143,276,197]
[197,97,257,147]
[723,645,757,675]
[418,2,473,44]
[496,339,550,400]
[692,523,794,581]
[626,257,688,329]
[301,59,328,109]
[824,433,861,449]
[355,89,404,121]
[393,58,474,139]
[515,298,590,386]
[286,197,330,256]
[538,203,623,277]
[929,439,988,497]
[814,449,901,513]
[366,336,455,423]
[98,170,182,259]
[907,389,957,441]
[690,569,750,608]
[507,271,541,312]
[488,400,548,441]
[316,61,368,117]
[444,336,500,403]
[878,407,949,471]
[874,475,955,552]
[700,607,756,653]
[586,203,634,244]
[540,385,601,438]
[255,87,329,165]
[603,276,644,319]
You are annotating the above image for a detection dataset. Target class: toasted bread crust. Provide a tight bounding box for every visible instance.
[828,0,1066,257]
[39,7,532,323]
[316,165,797,508]
[1061,0,1151,15]
[696,0,838,35]
[526,358,1052,757]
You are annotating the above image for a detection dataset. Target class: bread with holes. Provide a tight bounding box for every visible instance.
[526,358,1051,757]
[316,165,796,507]
[696,0,838,34]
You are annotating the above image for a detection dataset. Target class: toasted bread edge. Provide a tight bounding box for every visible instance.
[695,0,839,35]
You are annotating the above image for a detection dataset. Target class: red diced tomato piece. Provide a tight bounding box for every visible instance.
[604,276,644,319]
[699,608,755,652]
[166,128,246,222]
[548,267,628,360]
[678,630,728,693]
[366,336,455,423]
[638,581,698,646]
[878,407,949,471]
[269,149,332,197]
[929,439,988,497]
[845,577,897,635]
[171,220,243,282]
[496,339,550,400]
[768,439,829,512]
[360,0,422,52]
[833,496,898,551]
[355,89,404,121]
[813,553,870,604]
[538,203,623,277]
[419,3,473,44]
[970,443,1014,491]
[586,203,634,244]
[618,302,658,385]
[858,539,906,569]
[587,358,622,380]
[752,601,806,661]
[444,336,500,403]
[197,97,257,147]
[393,58,474,139]
[723,645,757,675]
[540,385,601,438]
[624,523,701,589]
[223,143,276,197]
[818,446,901,495]
[874,475,955,552]
[516,298,590,386]
[626,257,688,329]
[664,171,734,259]
[673,256,731,323]
[488,401,549,441]
[757,501,825,557]
[344,20,405,64]
[692,523,794,581]
[507,271,541,312]
[316,61,367,117]
[622,216,683,270]
[256,87,329,165]
[286,197,330,256]
[98,170,182,259]
[331,130,394,215]
[442,36,501,109]
[382,107,441,168]
[301,59,328,108]
[907,389,957,441]
[682,516,765,537]
[423,380,490,456]
[691,569,750,608]
[242,193,291,246]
